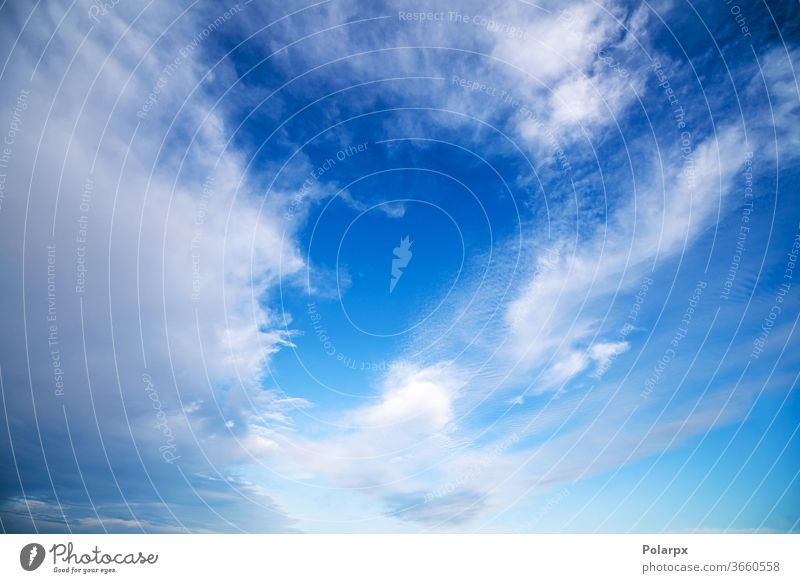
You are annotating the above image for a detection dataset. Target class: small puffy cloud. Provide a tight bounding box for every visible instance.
[351,361,467,432]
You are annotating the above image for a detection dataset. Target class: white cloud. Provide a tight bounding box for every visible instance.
[253,361,469,514]
[589,340,630,374]
[504,127,744,386]
[351,361,466,432]
[492,1,646,149]
[492,2,621,83]
[0,0,306,530]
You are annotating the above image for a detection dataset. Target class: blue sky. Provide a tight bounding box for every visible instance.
[0,0,799,533]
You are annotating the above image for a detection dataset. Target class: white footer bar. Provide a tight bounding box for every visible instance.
[2,534,798,582]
